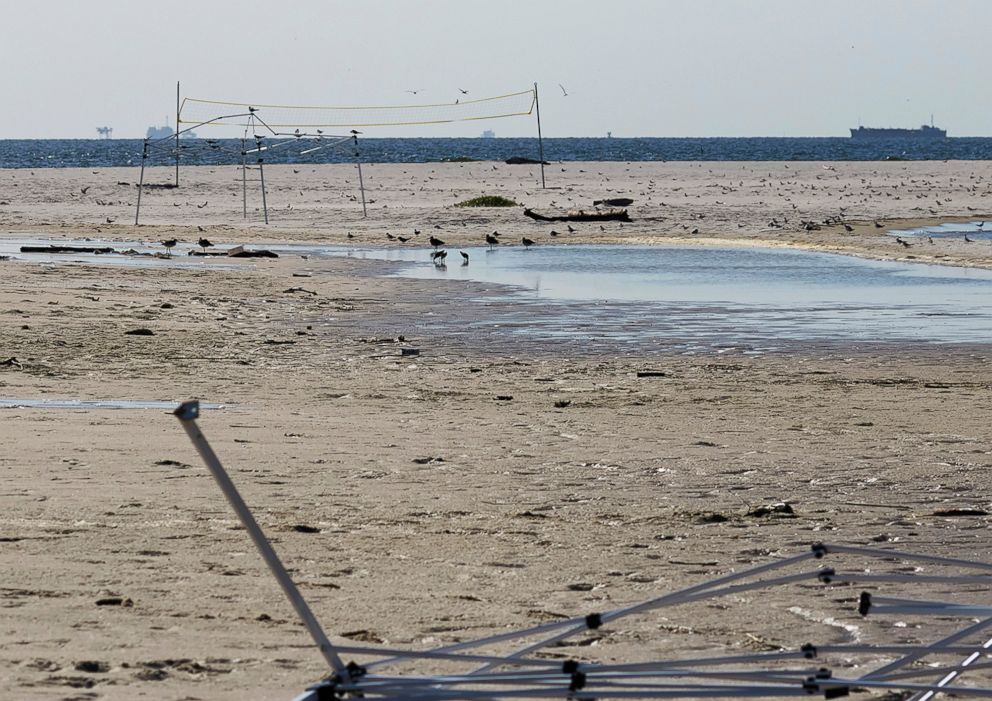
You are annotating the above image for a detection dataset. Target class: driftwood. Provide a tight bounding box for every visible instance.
[593,197,634,207]
[505,156,549,165]
[523,208,632,223]
[20,245,116,254]
[188,247,279,258]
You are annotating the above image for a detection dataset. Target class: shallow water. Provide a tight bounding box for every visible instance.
[328,244,992,347]
[889,220,992,241]
[0,399,228,410]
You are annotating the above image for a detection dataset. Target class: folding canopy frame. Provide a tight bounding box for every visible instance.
[174,400,992,701]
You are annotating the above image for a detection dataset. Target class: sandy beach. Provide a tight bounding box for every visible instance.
[2,160,992,700]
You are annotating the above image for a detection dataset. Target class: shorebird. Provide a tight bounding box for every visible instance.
[386,232,396,240]
[397,236,410,242]
[567,224,576,233]
[874,221,883,228]
[460,251,469,265]
[432,250,447,266]
[80,186,90,195]
[485,234,499,249]
[521,237,535,247]
[844,223,854,232]
[347,232,355,239]
[978,221,986,229]
[198,237,214,252]
[550,230,560,237]
[429,235,445,249]
[161,239,177,256]
[964,235,974,243]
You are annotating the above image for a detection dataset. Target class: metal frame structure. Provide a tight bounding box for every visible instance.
[173,400,992,701]
[135,108,363,225]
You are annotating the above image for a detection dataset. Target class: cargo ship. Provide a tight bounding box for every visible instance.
[850,123,947,139]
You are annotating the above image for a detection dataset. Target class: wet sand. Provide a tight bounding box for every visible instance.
[1,161,991,699]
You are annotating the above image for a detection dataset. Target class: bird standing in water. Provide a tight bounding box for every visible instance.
[198,237,214,253]
[521,237,535,248]
[162,239,177,256]
[460,251,469,265]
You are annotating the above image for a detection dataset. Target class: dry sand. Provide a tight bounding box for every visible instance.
[1,161,992,699]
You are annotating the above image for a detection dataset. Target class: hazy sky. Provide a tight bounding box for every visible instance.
[3,0,990,139]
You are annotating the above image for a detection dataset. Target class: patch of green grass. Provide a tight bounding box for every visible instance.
[454,195,520,208]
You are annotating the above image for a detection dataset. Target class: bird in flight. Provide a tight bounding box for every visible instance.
[406,89,422,95]
[558,84,568,96]
[458,88,469,94]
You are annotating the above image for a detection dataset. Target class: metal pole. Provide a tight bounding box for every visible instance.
[175,81,180,187]
[135,140,148,225]
[241,138,247,219]
[533,82,546,189]
[258,157,269,224]
[353,135,367,218]
[172,401,348,677]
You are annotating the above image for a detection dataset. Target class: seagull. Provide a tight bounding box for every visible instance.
[161,239,178,256]
[485,234,499,249]
[429,235,445,249]
[558,83,568,97]
[80,186,90,195]
[521,237,535,247]
[460,251,469,265]
[458,88,469,94]
[198,237,214,252]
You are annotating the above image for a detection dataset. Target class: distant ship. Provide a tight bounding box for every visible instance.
[850,123,947,139]
[147,116,195,140]
[480,129,495,139]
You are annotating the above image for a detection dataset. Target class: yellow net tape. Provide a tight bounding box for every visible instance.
[179,89,536,129]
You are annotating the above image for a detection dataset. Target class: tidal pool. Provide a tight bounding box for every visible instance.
[329,244,992,349]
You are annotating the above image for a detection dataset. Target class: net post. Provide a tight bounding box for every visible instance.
[241,137,247,219]
[353,134,368,218]
[175,81,180,187]
[533,82,546,189]
[258,142,269,225]
[135,139,148,225]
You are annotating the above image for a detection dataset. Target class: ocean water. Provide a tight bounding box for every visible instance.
[4,136,992,169]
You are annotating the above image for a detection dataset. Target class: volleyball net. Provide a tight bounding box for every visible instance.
[178,88,537,131]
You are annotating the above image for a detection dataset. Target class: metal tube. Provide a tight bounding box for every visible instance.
[259,157,269,224]
[175,81,180,187]
[172,401,347,676]
[354,135,367,218]
[533,82,546,189]
[135,140,147,225]
[241,138,247,219]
